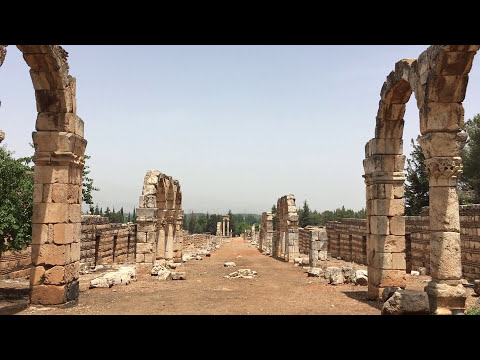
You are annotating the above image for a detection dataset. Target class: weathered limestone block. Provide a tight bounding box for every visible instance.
[224,262,236,267]
[307,268,323,277]
[170,272,186,280]
[353,270,368,286]
[382,290,430,315]
[342,265,356,284]
[424,281,466,314]
[157,270,172,281]
[382,286,402,302]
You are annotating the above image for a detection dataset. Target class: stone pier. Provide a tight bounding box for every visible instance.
[273,195,299,262]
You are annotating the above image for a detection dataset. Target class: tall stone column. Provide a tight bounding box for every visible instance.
[227,219,230,237]
[419,132,467,314]
[30,123,86,305]
[363,138,407,300]
[173,212,183,263]
[165,217,174,261]
[222,219,226,237]
[156,219,166,261]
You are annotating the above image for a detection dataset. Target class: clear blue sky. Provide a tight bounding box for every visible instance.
[1,45,480,215]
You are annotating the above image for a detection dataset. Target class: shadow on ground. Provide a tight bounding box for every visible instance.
[0,287,29,315]
[342,290,383,312]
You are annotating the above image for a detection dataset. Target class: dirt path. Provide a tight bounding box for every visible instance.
[12,237,477,315]
[16,238,382,315]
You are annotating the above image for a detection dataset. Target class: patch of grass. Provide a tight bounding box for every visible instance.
[465,307,480,315]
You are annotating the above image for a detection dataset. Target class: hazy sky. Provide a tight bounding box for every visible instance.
[1,45,480,215]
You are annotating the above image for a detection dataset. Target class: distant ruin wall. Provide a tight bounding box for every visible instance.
[0,247,31,279]
[80,215,136,268]
[326,205,480,280]
[0,215,136,279]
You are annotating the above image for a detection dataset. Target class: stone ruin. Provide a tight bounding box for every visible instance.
[272,195,299,262]
[221,215,230,237]
[258,212,274,254]
[216,221,222,236]
[136,171,183,272]
[364,45,480,314]
[304,226,328,268]
[0,45,87,306]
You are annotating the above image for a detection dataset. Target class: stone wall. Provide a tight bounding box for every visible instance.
[184,233,208,249]
[273,195,299,262]
[298,226,328,267]
[80,215,136,268]
[0,215,136,279]
[0,247,31,279]
[326,205,480,281]
[298,228,310,255]
[325,220,367,264]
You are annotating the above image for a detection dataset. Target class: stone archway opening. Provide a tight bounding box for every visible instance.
[364,45,480,314]
[136,171,183,273]
[0,45,86,306]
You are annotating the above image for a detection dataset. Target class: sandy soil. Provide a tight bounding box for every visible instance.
[1,237,478,315]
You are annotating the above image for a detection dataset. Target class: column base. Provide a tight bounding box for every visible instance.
[30,280,79,306]
[424,280,466,315]
[366,283,383,300]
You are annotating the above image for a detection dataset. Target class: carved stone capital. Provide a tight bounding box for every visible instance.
[0,130,5,143]
[425,157,462,178]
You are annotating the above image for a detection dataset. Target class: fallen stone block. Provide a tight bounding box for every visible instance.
[170,272,186,280]
[157,270,172,281]
[94,265,105,272]
[294,257,303,266]
[382,286,403,302]
[307,268,323,277]
[353,270,368,286]
[151,264,167,275]
[302,258,310,266]
[325,266,339,280]
[325,267,343,285]
[382,290,430,315]
[411,270,420,276]
[224,262,236,267]
[195,255,202,260]
[89,276,111,288]
[90,265,136,288]
[342,265,356,284]
[167,263,181,269]
[418,267,427,276]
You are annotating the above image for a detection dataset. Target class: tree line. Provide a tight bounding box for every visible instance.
[183,211,260,236]
[270,202,366,230]
[91,205,136,223]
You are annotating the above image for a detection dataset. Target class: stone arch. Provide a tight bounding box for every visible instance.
[364,45,480,314]
[0,45,86,306]
[136,171,183,271]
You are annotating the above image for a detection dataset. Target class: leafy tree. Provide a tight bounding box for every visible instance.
[82,155,100,213]
[404,138,429,216]
[271,204,277,231]
[188,212,196,234]
[228,210,235,235]
[0,146,34,251]
[298,200,311,227]
[461,114,480,203]
[132,208,136,222]
[94,204,100,215]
